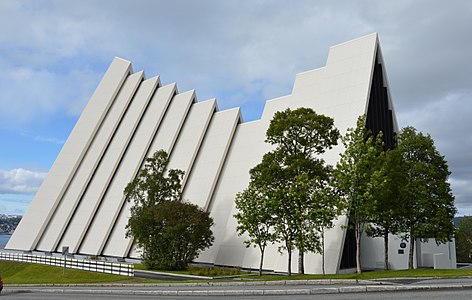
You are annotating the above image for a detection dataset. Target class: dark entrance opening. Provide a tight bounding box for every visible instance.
[340,226,356,269]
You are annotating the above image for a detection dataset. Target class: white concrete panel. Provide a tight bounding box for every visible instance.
[196,120,269,265]
[361,235,457,271]
[362,233,405,270]
[128,246,142,259]
[198,34,378,273]
[292,34,378,135]
[198,114,273,267]
[57,77,162,254]
[167,99,216,187]
[145,90,196,155]
[180,108,241,265]
[182,108,241,210]
[36,71,144,252]
[126,99,216,259]
[419,239,456,269]
[101,90,194,257]
[77,83,176,255]
[6,57,131,251]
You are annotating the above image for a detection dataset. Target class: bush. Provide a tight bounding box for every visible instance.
[187,266,242,276]
[139,200,214,270]
[126,150,215,271]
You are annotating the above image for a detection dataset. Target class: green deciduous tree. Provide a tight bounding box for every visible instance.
[306,169,342,275]
[334,115,384,274]
[235,107,340,275]
[234,182,275,276]
[366,147,405,270]
[266,108,340,275]
[124,150,184,208]
[394,127,456,269]
[248,150,298,276]
[125,150,214,270]
[456,216,472,263]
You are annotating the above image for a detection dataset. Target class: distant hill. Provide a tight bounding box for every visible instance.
[454,216,470,228]
[0,215,22,234]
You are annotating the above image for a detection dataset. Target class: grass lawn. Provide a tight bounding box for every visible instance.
[255,268,472,281]
[134,263,247,277]
[2,261,472,284]
[134,263,472,281]
[0,261,132,284]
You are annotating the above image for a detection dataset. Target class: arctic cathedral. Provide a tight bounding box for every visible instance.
[6,33,456,273]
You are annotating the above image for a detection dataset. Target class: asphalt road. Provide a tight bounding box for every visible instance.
[1,290,472,300]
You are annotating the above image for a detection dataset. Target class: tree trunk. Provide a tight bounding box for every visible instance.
[322,229,325,275]
[408,235,415,269]
[298,251,304,274]
[259,248,265,276]
[383,229,389,270]
[355,224,362,274]
[287,248,292,276]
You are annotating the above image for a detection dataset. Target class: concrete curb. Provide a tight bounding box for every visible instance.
[4,278,383,288]
[3,284,472,296]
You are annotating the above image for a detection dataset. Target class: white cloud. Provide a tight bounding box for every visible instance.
[33,135,65,145]
[0,168,47,194]
[0,62,102,128]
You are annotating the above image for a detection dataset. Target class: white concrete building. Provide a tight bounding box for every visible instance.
[6,33,455,273]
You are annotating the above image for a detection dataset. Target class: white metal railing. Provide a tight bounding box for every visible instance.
[0,252,134,276]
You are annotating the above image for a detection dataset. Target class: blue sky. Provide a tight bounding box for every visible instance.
[0,0,471,215]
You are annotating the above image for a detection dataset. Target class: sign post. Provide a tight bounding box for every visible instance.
[62,246,69,275]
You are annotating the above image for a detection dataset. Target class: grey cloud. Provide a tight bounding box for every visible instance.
[450,178,472,216]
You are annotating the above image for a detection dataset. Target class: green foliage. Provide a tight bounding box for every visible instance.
[134,200,214,270]
[456,216,472,262]
[234,182,275,276]
[365,147,406,270]
[235,107,341,275]
[125,150,184,208]
[394,127,456,269]
[235,184,275,250]
[367,148,404,234]
[267,108,340,275]
[125,150,214,271]
[335,120,456,272]
[334,115,385,274]
[265,107,339,155]
[186,266,242,277]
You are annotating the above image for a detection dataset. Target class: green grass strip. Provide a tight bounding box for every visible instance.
[0,261,130,284]
[255,269,472,281]
[3,261,472,284]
